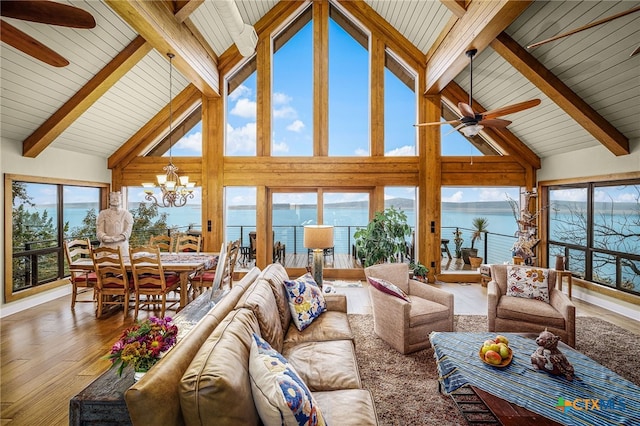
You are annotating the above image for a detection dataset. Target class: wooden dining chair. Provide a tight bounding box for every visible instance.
[149,234,174,252]
[129,246,181,319]
[64,238,98,308]
[175,234,202,253]
[91,246,133,319]
[191,239,239,296]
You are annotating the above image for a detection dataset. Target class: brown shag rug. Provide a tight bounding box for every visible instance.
[349,314,640,426]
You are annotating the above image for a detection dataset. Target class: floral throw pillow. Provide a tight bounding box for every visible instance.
[249,333,327,426]
[283,273,327,331]
[506,266,550,303]
[367,276,411,302]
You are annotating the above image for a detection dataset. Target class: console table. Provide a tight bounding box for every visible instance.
[69,290,216,426]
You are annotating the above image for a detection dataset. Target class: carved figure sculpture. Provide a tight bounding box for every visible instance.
[96,191,133,254]
[530,329,574,381]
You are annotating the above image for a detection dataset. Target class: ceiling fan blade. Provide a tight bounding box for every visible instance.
[631,45,640,57]
[479,118,512,128]
[1,0,96,29]
[0,19,69,67]
[457,102,476,118]
[482,99,541,120]
[527,5,640,49]
[414,120,460,127]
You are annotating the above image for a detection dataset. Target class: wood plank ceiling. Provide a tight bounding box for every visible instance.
[1,0,638,162]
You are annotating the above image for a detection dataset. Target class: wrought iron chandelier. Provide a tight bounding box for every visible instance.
[142,53,194,208]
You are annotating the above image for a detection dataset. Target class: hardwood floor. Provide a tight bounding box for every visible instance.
[1,281,638,425]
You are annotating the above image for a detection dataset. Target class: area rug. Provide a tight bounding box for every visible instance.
[349,314,640,426]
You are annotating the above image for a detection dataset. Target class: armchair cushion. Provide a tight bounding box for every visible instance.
[408,297,451,327]
[249,333,327,426]
[284,273,327,331]
[367,276,410,302]
[506,266,550,303]
[497,294,566,328]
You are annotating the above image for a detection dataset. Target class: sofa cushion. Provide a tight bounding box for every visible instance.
[506,266,550,303]
[284,311,354,345]
[407,297,450,327]
[237,279,284,352]
[259,263,292,334]
[249,333,327,426]
[313,389,379,425]
[284,273,327,331]
[367,276,410,302]
[283,339,362,391]
[497,296,566,328]
[180,308,261,426]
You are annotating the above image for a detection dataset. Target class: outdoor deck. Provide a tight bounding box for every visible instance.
[235,252,476,273]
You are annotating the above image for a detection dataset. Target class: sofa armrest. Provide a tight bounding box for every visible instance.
[408,279,453,309]
[324,293,347,313]
[487,280,501,332]
[549,289,576,347]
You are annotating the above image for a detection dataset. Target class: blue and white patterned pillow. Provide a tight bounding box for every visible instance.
[249,333,327,426]
[283,273,327,331]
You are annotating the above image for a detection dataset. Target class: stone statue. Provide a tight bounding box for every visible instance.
[96,191,133,254]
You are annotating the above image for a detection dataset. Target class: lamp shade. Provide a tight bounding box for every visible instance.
[304,225,334,249]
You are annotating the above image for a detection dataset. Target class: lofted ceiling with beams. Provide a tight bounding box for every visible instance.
[1,0,638,165]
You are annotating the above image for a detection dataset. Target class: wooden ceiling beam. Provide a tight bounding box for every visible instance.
[22,36,151,158]
[442,81,541,170]
[491,33,630,156]
[425,0,531,95]
[108,84,202,169]
[106,0,219,97]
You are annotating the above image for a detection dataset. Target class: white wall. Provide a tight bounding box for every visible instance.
[1,138,110,317]
[538,143,640,182]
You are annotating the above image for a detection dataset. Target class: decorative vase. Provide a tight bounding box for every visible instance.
[555,255,565,271]
[134,370,147,382]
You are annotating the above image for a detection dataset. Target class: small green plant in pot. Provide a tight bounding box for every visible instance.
[461,217,489,264]
[410,262,429,282]
[354,207,412,267]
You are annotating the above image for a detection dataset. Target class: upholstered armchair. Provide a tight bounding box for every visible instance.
[364,263,454,354]
[488,264,576,347]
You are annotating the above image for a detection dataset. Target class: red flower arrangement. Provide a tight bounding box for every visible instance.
[106,316,178,376]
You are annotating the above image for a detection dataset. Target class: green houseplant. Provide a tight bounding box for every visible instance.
[461,217,489,265]
[410,261,429,282]
[354,207,412,267]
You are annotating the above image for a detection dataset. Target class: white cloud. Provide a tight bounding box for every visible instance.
[272,140,289,153]
[555,188,587,202]
[273,92,292,105]
[229,84,251,101]
[385,145,415,156]
[273,105,296,119]
[478,188,505,202]
[231,98,257,119]
[354,148,369,156]
[286,120,304,132]
[226,122,257,154]
[175,131,202,154]
[443,191,464,202]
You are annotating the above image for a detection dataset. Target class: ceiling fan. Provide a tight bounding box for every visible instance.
[527,5,640,57]
[415,49,541,137]
[0,0,96,67]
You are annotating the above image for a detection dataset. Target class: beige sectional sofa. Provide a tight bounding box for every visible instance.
[125,263,378,425]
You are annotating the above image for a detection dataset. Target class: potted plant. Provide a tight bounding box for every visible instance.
[461,217,489,265]
[452,228,464,258]
[410,261,429,282]
[354,207,412,267]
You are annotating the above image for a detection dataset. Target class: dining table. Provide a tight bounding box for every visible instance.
[71,252,218,310]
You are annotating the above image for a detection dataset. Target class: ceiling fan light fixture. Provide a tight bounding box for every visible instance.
[460,124,483,137]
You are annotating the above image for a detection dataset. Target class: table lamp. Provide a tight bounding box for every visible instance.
[304,225,334,288]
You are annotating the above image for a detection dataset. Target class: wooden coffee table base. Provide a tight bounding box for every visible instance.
[471,387,561,426]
